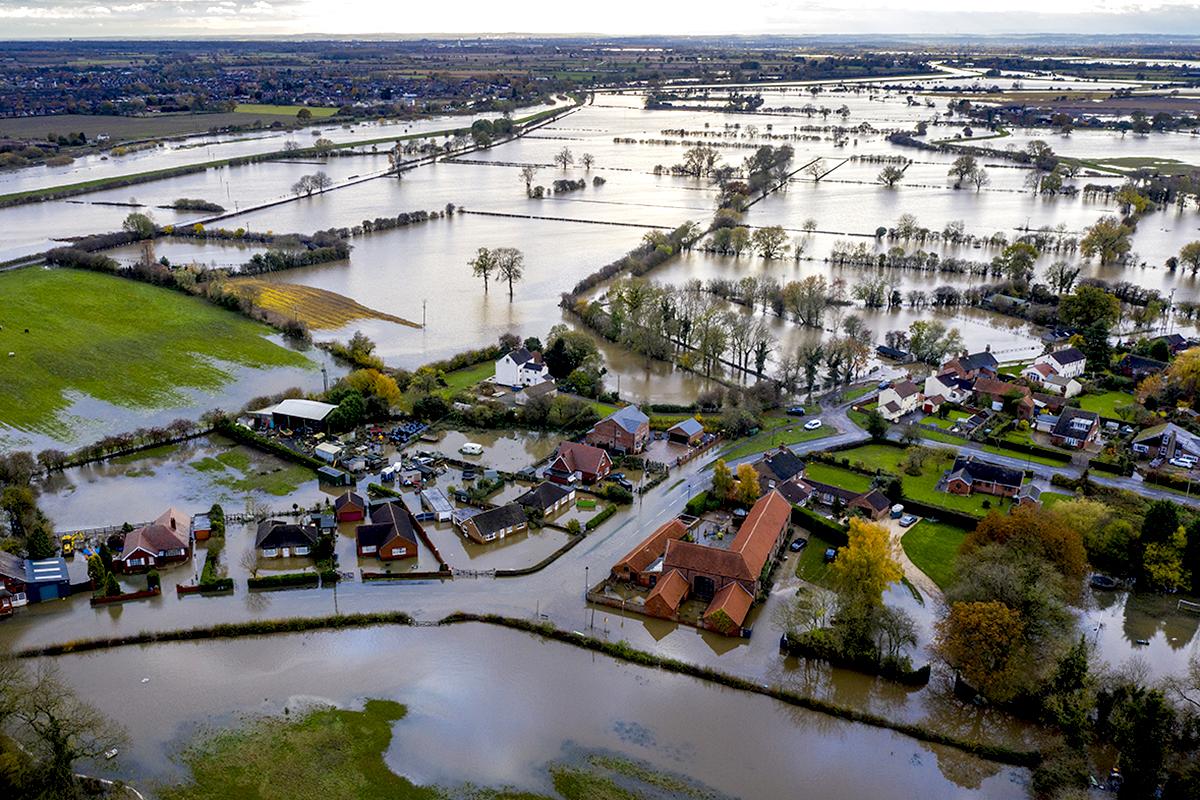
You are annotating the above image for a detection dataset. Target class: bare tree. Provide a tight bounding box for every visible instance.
[493,247,525,300]
[580,153,595,170]
[971,168,991,192]
[553,147,574,170]
[240,548,262,579]
[519,165,538,194]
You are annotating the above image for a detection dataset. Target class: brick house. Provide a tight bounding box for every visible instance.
[847,489,891,520]
[355,501,420,561]
[1050,407,1101,449]
[945,456,1024,497]
[546,442,612,484]
[586,406,650,454]
[611,518,688,587]
[972,377,1034,419]
[334,490,367,522]
[458,503,528,544]
[114,507,192,573]
[255,520,319,558]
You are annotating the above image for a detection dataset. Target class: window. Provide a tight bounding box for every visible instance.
[295,547,310,556]
[361,545,377,554]
[263,548,279,558]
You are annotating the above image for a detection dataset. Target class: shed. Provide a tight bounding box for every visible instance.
[667,417,704,446]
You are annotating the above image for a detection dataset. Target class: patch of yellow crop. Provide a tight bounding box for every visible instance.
[228,278,418,330]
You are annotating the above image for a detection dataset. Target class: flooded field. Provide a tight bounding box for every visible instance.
[40,623,1029,800]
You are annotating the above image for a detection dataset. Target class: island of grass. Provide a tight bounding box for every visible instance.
[162,698,721,800]
[0,267,311,439]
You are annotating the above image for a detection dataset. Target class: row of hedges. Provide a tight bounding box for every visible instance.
[1089,458,1134,477]
[1143,469,1200,492]
[215,419,324,470]
[981,437,1073,465]
[586,505,618,531]
[247,571,325,590]
[780,631,931,686]
[18,611,416,657]
[891,497,981,529]
[439,613,1040,767]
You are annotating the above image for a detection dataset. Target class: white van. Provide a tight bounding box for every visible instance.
[459,442,484,456]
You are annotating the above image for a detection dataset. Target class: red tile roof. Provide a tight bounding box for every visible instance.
[553,442,610,475]
[644,569,689,617]
[704,582,755,631]
[663,539,754,582]
[117,507,189,561]
[613,518,686,576]
[730,490,792,578]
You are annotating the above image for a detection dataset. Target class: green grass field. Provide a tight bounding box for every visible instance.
[836,444,1012,517]
[802,462,874,493]
[901,519,969,590]
[0,268,311,439]
[794,532,839,587]
[440,361,495,394]
[234,103,338,117]
[190,447,314,496]
[1077,390,1136,419]
[719,420,834,461]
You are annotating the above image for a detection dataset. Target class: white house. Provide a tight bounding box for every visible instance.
[494,347,552,388]
[924,372,972,405]
[1021,362,1056,386]
[1043,374,1083,398]
[877,380,923,422]
[1035,347,1087,380]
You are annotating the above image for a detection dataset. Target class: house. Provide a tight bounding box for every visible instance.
[800,478,861,509]
[334,491,367,522]
[546,442,612,484]
[774,476,814,506]
[1150,333,1189,355]
[1021,362,1057,386]
[514,380,558,407]
[703,582,756,636]
[251,398,338,432]
[494,347,552,388]
[848,489,891,520]
[941,350,999,380]
[114,507,192,573]
[922,394,945,414]
[1043,374,1083,398]
[515,481,575,516]
[945,456,1024,497]
[191,513,212,541]
[0,551,29,607]
[254,520,319,558]
[972,377,1034,419]
[419,487,454,522]
[753,446,806,492]
[1014,483,1043,509]
[924,372,973,405]
[587,405,650,454]
[458,503,528,544]
[644,569,689,619]
[667,417,704,446]
[355,501,420,560]
[1050,407,1101,449]
[1035,346,1087,379]
[1131,423,1200,461]
[611,518,688,586]
[1117,353,1167,380]
[877,380,922,422]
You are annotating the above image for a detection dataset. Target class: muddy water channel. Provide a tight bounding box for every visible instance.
[42,624,1028,800]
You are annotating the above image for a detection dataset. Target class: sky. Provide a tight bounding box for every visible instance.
[2,0,1200,38]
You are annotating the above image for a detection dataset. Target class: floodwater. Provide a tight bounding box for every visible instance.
[40,624,1029,800]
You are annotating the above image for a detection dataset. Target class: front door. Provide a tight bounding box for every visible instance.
[693,575,715,601]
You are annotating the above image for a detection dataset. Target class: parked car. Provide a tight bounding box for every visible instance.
[823,547,838,563]
[1170,457,1197,470]
[803,419,823,431]
[789,538,808,552]
[786,405,806,416]
[899,514,918,527]
[614,477,634,491]
[877,380,891,390]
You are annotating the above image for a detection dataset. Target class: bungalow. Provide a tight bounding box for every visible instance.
[848,489,891,520]
[1117,353,1167,381]
[334,490,367,522]
[924,372,973,405]
[355,501,420,560]
[546,442,612,485]
[941,350,999,380]
[254,520,319,558]
[877,380,922,422]
[667,417,705,446]
[1050,407,1101,450]
[494,347,552,388]
[611,518,688,587]
[1014,483,1043,509]
[753,446,806,492]
[972,377,1034,419]
[516,481,575,517]
[252,398,337,432]
[514,380,558,407]
[114,508,192,573]
[587,405,650,454]
[1035,346,1087,379]
[1131,422,1200,461]
[945,456,1024,498]
[1150,333,1189,355]
[458,503,528,544]
[800,479,861,509]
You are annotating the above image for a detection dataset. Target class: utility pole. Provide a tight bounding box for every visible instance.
[321,364,328,393]
[422,299,427,329]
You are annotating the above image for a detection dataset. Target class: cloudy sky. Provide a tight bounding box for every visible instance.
[3,0,1200,37]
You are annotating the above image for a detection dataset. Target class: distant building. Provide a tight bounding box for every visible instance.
[587,405,650,454]
[251,398,338,432]
[1117,353,1167,381]
[494,348,551,388]
[941,351,999,380]
[114,508,192,573]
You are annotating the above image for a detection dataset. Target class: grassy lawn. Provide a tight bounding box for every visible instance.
[234,103,338,117]
[837,444,1012,517]
[190,447,315,496]
[720,422,834,461]
[802,462,874,493]
[0,267,311,439]
[1077,390,1136,419]
[440,361,496,394]
[1040,492,1074,508]
[794,532,839,587]
[998,362,1028,377]
[591,401,620,418]
[901,520,968,590]
[918,427,1066,468]
[839,385,873,403]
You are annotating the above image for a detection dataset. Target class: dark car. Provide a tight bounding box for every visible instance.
[823,548,838,563]
[614,477,634,491]
[786,405,806,416]
[789,538,808,552]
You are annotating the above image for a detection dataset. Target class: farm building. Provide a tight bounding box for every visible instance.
[667,417,704,446]
[252,398,338,432]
